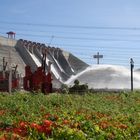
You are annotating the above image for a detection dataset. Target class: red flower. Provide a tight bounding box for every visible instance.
[13,128,27,137]
[0,134,8,140]
[98,121,110,129]
[44,127,52,136]
[0,110,5,115]
[62,120,70,125]
[19,121,28,129]
[37,125,44,133]
[43,120,52,128]
[44,113,51,119]
[37,125,52,136]
[5,127,13,132]
[117,124,128,129]
[30,123,40,130]
[0,136,6,140]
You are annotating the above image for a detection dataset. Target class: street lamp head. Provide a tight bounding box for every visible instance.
[130,58,134,64]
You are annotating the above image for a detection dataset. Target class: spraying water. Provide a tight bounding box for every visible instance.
[65,65,140,89]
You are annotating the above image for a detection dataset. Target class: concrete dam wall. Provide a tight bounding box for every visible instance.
[0,36,25,76]
[0,36,88,88]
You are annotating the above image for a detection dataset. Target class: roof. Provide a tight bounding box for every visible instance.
[6,31,16,35]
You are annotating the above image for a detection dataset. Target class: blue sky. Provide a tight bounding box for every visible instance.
[1,0,140,68]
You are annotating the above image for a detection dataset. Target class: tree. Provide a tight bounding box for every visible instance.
[74,79,79,86]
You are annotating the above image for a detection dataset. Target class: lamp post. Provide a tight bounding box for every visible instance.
[7,33,12,93]
[130,58,134,91]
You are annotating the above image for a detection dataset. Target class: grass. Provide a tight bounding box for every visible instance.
[0,91,140,139]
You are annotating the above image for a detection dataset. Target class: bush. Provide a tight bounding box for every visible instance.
[69,80,88,94]
[61,84,69,94]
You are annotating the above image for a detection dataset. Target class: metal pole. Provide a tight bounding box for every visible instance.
[9,69,12,93]
[97,52,99,64]
[130,58,134,91]
[7,37,12,93]
[131,64,133,91]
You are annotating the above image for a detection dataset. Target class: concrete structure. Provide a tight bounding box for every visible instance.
[6,31,16,39]
[0,36,88,89]
[0,37,25,76]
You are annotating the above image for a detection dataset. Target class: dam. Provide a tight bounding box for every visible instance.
[0,36,88,89]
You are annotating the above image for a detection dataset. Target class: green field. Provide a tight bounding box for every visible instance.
[0,91,140,139]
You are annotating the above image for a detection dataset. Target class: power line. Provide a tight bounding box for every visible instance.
[79,56,140,66]
[2,29,140,43]
[2,25,140,37]
[1,20,140,30]
[1,30,140,54]
[53,43,140,50]
[73,53,140,59]
[3,32,140,42]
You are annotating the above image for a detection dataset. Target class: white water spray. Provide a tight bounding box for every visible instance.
[65,65,140,89]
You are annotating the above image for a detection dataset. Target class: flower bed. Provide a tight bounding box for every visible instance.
[0,92,140,139]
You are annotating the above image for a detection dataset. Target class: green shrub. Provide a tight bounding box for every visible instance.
[61,84,69,94]
[69,79,88,94]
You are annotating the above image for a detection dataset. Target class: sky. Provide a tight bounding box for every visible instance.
[0,0,140,68]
